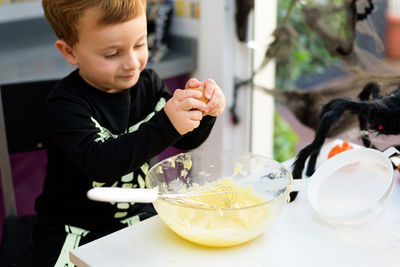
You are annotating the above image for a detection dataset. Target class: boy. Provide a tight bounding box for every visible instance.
[34,0,226,266]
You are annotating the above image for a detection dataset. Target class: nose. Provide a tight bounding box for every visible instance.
[122,51,139,70]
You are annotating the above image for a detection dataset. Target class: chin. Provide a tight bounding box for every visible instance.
[123,80,138,89]
[117,76,139,89]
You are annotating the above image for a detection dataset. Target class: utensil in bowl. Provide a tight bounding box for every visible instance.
[87,183,237,209]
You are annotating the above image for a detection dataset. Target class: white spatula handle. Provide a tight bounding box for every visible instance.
[87,187,159,203]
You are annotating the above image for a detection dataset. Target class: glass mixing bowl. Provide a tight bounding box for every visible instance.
[145,150,292,247]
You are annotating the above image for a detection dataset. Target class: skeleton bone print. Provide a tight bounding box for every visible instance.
[90,117,153,219]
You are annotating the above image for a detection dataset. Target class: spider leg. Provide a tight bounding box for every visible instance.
[305,148,321,177]
[292,100,347,178]
[290,95,375,201]
[358,82,382,148]
[290,98,352,201]
[293,96,372,178]
[358,82,382,100]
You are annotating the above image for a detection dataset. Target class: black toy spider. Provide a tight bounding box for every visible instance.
[290,82,400,200]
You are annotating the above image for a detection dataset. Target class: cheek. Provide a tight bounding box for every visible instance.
[139,49,149,69]
[88,58,118,77]
[97,61,117,74]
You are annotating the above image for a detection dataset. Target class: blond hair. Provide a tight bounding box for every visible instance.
[42,0,146,46]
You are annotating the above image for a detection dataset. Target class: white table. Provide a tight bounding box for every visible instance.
[70,142,400,267]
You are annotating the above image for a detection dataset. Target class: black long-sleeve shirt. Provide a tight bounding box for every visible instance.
[35,68,216,230]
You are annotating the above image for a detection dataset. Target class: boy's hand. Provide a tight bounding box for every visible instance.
[186,78,225,117]
[185,78,208,104]
[164,87,207,135]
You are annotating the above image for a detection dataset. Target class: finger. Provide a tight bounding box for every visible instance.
[203,79,216,99]
[185,78,201,89]
[189,110,203,121]
[186,87,208,103]
[205,98,217,114]
[174,89,202,101]
[189,120,201,131]
[181,117,201,134]
[191,99,207,112]
[205,90,225,115]
[182,98,206,111]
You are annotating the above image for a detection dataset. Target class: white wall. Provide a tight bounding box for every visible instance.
[194,0,276,157]
[194,0,238,152]
[251,0,277,157]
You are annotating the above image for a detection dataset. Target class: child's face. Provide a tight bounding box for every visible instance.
[73,8,148,92]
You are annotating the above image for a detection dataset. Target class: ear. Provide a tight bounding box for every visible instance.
[55,40,78,65]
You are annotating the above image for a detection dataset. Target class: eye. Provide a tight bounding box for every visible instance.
[135,42,146,49]
[104,51,120,59]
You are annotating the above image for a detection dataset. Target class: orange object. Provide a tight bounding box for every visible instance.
[385,14,400,59]
[397,163,400,177]
[188,87,208,103]
[328,141,354,159]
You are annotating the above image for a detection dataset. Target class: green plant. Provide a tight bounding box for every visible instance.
[273,0,346,161]
[275,0,340,89]
[273,112,298,162]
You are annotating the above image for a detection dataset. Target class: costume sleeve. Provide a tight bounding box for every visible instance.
[173,115,216,150]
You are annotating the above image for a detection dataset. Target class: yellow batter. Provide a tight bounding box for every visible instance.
[180,178,266,209]
[154,178,273,247]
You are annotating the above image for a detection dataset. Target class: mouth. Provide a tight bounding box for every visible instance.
[119,74,135,79]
